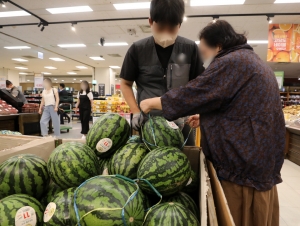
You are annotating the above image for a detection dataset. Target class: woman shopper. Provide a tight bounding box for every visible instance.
[76,80,93,139]
[39,78,60,138]
[140,20,285,226]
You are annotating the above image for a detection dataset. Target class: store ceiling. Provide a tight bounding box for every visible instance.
[0,0,300,78]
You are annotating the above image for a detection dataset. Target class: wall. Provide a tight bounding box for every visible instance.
[8,70,20,86]
[94,67,116,95]
[20,83,84,91]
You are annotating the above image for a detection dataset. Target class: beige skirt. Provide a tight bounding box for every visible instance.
[221,180,279,226]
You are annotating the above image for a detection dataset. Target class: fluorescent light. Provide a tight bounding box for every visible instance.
[275,0,300,3]
[68,72,77,75]
[80,80,82,82]
[12,58,28,62]
[113,2,150,10]
[247,40,268,44]
[90,57,105,61]
[0,11,30,18]
[49,58,65,61]
[190,0,245,6]
[72,82,74,83]
[15,67,28,70]
[110,66,121,69]
[195,41,200,44]
[54,79,57,80]
[42,72,52,75]
[27,80,30,82]
[73,78,76,80]
[183,16,187,22]
[44,66,57,69]
[61,80,64,82]
[58,44,86,48]
[19,72,28,75]
[99,42,128,46]
[4,46,31,49]
[76,66,88,69]
[46,6,93,14]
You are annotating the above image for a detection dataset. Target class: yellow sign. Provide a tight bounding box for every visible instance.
[267,24,300,62]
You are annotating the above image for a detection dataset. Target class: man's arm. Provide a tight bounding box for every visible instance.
[121,79,140,114]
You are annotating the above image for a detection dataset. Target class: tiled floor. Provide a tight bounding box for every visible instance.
[59,119,300,225]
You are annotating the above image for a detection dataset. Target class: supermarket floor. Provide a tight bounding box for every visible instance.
[59,121,300,226]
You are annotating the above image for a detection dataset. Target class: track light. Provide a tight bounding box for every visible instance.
[41,26,45,31]
[71,23,76,31]
[0,0,5,8]
[212,16,219,23]
[267,15,274,24]
[37,21,42,27]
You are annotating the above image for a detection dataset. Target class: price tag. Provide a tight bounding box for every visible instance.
[44,202,56,223]
[166,120,179,129]
[15,206,37,226]
[96,138,113,153]
[186,177,193,186]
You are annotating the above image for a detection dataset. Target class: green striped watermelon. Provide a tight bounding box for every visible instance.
[142,116,184,150]
[143,202,199,226]
[163,192,200,220]
[41,181,64,206]
[43,187,76,226]
[137,147,191,196]
[47,142,99,189]
[70,175,148,226]
[86,113,131,158]
[0,154,49,199]
[0,194,44,225]
[182,169,199,194]
[109,143,148,179]
[98,157,111,175]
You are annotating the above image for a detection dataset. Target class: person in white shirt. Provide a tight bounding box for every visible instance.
[76,80,93,140]
[39,78,60,137]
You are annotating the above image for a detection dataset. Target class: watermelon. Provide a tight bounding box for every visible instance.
[137,147,191,196]
[98,157,111,175]
[86,113,131,157]
[163,192,200,220]
[43,187,76,226]
[0,154,49,199]
[143,202,199,226]
[71,175,148,225]
[109,143,148,179]
[142,116,184,150]
[182,169,199,194]
[41,181,63,206]
[0,194,44,225]
[47,142,99,189]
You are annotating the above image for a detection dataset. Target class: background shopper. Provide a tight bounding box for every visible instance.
[140,20,285,226]
[39,78,60,138]
[5,80,27,104]
[76,80,93,139]
[58,83,71,124]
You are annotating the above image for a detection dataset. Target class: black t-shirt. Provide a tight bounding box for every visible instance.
[155,43,174,72]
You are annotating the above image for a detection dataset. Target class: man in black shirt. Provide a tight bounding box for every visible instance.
[58,83,70,124]
[120,0,204,145]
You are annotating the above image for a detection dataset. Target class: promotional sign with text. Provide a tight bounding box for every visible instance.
[267,24,300,62]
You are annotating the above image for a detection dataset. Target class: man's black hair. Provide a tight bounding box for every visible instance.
[6,80,12,87]
[150,0,185,26]
[60,83,65,88]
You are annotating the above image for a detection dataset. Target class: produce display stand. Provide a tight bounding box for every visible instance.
[284,126,300,166]
[0,114,19,131]
[0,136,234,226]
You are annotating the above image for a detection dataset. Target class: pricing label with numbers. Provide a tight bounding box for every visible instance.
[96,138,113,153]
[15,206,37,226]
[166,120,179,129]
[43,202,56,223]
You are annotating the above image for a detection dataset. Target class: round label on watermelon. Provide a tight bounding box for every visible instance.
[43,202,57,223]
[186,177,193,186]
[166,120,179,129]
[15,206,37,226]
[96,138,113,153]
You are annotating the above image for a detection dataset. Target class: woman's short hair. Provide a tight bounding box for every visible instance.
[199,20,247,49]
[43,78,52,83]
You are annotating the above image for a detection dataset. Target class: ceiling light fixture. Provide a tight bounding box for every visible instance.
[76,66,88,69]
[49,58,65,61]
[274,0,300,3]
[110,66,121,69]
[42,72,52,75]
[58,44,86,48]
[44,66,57,69]
[41,23,48,32]
[183,16,187,22]
[212,16,219,23]
[37,21,42,28]
[46,6,93,14]
[80,80,82,81]
[0,11,30,18]
[73,78,76,80]
[19,72,28,75]
[195,41,200,44]
[54,78,57,80]
[113,2,150,10]
[27,80,30,82]
[99,42,128,46]
[71,22,77,31]
[12,58,28,62]
[68,72,77,75]
[90,56,105,61]
[190,0,245,6]
[61,80,64,81]
[267,15,274,24]
[4,46,31,49]
[15,67,28,70]
[1,1,5,8]
[247,40,269,44]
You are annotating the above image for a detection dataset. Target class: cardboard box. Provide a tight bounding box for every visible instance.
[0,136,233,226]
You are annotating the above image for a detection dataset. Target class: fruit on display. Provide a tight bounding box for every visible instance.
[43,187,76,226]
[41,181,64,206]
[273,51,290,62]
[109,143,148,179]
[163,192,200,220]
[142,116,184,150]
[0,194,44,225]
[0,154,49,199]
[47,142,99,189]
[70,176,148,226]
[137,147,191,196]
[86,113,131,157]
[143,202,199,226]
[182,169,199,194]
[98,157,111,175]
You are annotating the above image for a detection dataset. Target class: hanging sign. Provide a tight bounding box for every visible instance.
[274,71,284,89]
[0,79,5,89]
[34,74,44,89]
[98,84,105,96]
[267,24,300,62]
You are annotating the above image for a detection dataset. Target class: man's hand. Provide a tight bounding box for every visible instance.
[132,113,144,131]
[187,115,200,128]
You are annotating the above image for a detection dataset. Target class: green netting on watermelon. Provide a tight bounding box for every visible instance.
[73,175,162,226]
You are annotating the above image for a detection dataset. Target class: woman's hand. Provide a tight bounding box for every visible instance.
[38,109,42,114]
[187,115,200,128]
[54,107,58,112]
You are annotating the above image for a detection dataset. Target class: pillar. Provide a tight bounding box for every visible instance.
[94,67,116,95]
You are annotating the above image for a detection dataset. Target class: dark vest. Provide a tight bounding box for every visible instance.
[134,36,195,115]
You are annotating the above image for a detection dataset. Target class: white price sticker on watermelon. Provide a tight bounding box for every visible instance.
[166,120,179,129]
[43,202,56,223]
[15,206,37,226]
[96,138,113,153]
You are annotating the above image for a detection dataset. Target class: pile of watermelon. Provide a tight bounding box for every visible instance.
[0,113,200,226]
